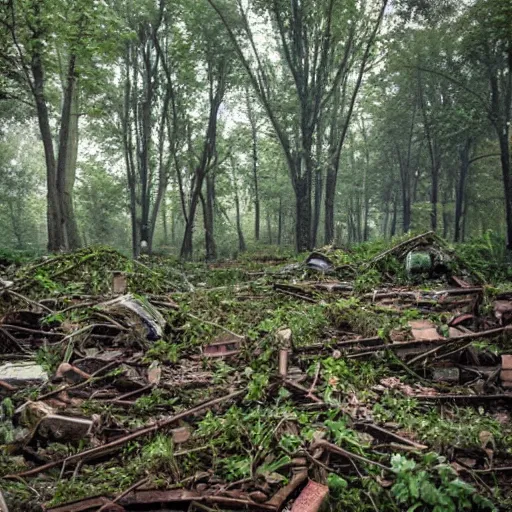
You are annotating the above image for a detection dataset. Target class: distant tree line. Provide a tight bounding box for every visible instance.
[0,0,510,257]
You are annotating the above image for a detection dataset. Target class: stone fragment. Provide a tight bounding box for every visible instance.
[432,367,460,383]
[249,491,268,503]
[171,426,191,444]
[408,320,442,341]
[0,362,48,386]
[276,328,292,348]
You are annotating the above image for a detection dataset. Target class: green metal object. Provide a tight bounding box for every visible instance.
[406,251,432,274]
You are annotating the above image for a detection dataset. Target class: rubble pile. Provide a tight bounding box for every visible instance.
[1,235,512,511]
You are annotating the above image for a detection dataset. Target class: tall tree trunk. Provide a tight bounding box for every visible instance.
[57,56,81,250]
[267,209,272,245]
[203,174,217,260]
[148,179,167,253]
[382,191,390,238]
[277,196,283,246]
[402,189,411,233]
[442,192,450,240]
[246,90,260,242]
[233,174,246,253]
[391,196,398,237]
[431,161,440,232]
[360,117,370,242]
[312,166,323,247]
[363,197,370,242]
[31,48,63,251]
[180,59,227,260]
[294,169,311,251]
[324,166,336,244]
[181,186,201,260]
[140,83,152,252]
[122,44,139,258]
[162,194,168,246]
[498,129,512,249]
[171,200,176,246]
[454,138,472,242]
[312,117,324,247]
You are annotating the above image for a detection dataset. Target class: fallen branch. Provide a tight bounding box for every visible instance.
[0,325,65,337]
[354,422,428,450]
[5,389,245,479]
[362,287,483,301]
[369,231,436,264]
[4,289,53,314]
[0,328,32,354]
[284,380,324,404]
[186,312,243,339]
[265,469,308,508]
[413,394,512,404]
[346,326,510,361]
[311,440,390,471]
[274,287,318,303]
[36,361,119,401]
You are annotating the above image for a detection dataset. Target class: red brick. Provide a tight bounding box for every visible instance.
[501,355,512,370]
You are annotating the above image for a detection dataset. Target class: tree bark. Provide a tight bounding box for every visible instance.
[162,194,168,247]
[122,43,139,258]
[454,138,472,242]
[312,116,324,247]
[267,210,273,245]
[180,58,227,260]
[203,174,217,260]
[31,46,63,251]
[232,167,246,253]
[56,54,81,250]
[324,166,336,244]
[390,195,398,237]
[498,129,512,248]
[277,196,283,246]
[181,185,201,260]
[294,169,312,252]
[246,89,260,242]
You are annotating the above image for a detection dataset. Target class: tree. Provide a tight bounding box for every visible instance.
[463,0,512,248]
[0,0,117,251]
[0,125,45,249]
[208,0,388,251]
[176,1,237,260]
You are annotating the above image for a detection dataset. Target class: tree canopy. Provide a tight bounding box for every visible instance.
[0,0,510,257]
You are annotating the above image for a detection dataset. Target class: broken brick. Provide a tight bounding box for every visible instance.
[290,480,329,512]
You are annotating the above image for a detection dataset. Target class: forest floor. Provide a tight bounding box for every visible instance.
[1,232,512,512]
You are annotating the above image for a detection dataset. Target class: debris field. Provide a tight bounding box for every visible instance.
[1,233,512,511]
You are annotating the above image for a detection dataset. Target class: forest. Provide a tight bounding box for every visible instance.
[0,0,510,257]
[1,0,512,511]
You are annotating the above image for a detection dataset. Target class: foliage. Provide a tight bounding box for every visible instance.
[456,231,512,282]
[390,452,495,511]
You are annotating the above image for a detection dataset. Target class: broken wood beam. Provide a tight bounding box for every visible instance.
[5,389,245,479]
[413,394,512,404]
[265,469,308,509]
[310,440,390,471]
[347,326,510,360]
[353,422,428,450]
